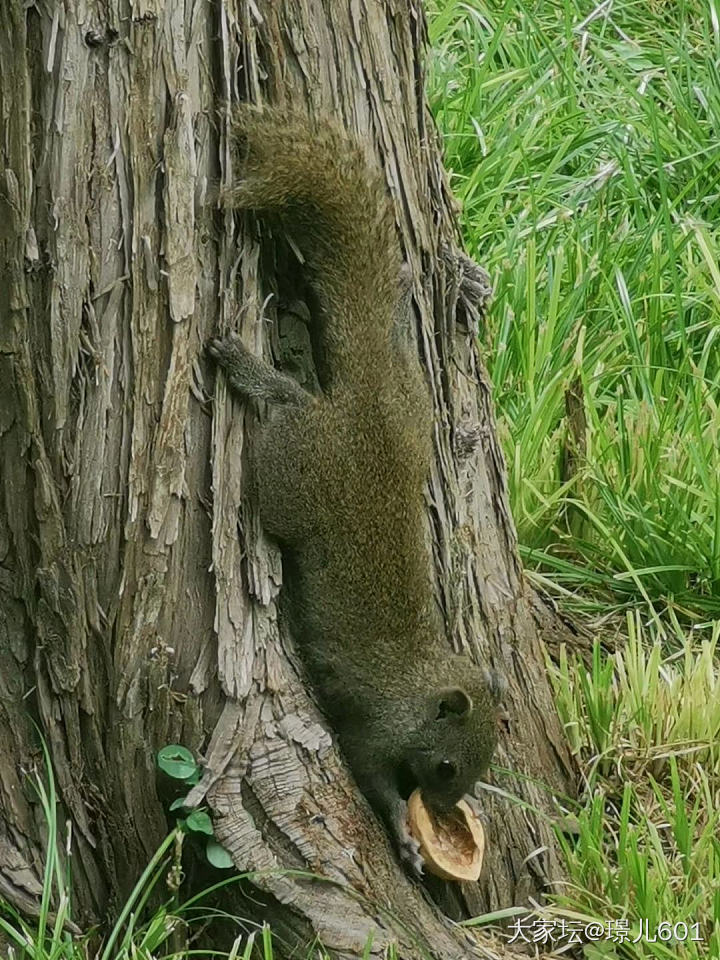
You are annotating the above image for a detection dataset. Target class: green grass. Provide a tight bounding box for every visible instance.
[0,749,397,960]
[0,743,291,960]
[428,2,720,955]
[427,0,720,622]
[547,617,720,958]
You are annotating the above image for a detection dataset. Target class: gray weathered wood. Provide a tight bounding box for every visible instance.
[0,0,577,956]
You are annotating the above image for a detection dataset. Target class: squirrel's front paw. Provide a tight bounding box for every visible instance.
[399,832,425,878]
[394,800,425,878]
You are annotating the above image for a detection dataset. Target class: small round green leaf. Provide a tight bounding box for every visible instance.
[157,745,199,781]
[169,798,188,812]
[186,810,214,836]
[206,841,234,870]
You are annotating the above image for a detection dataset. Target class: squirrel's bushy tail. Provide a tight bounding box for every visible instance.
[223,106,402,380]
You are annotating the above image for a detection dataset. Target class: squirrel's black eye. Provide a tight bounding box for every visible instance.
[436,760,456,781]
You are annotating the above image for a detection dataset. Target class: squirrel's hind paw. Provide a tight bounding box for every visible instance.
[207,333,251,369]
[207,333,237,359]
[208,333,311,407]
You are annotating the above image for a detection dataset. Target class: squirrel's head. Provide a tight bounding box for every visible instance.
[402,667,504,813]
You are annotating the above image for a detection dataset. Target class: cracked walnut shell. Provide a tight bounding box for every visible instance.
[407,788,485,882]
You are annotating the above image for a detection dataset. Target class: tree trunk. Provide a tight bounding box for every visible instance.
[0,0,577,956]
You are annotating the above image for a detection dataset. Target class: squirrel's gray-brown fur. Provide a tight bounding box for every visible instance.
[208,107,500,874]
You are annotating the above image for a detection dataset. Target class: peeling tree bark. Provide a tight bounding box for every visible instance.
[0,0,577,957]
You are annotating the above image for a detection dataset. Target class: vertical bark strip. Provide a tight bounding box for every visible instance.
[0,0,576,956]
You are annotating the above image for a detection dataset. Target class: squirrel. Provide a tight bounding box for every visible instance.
[208,107,502,875]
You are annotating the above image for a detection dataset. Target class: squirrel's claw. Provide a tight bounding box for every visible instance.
[206,333,246,363]
[399,833,425,878]
[394,800,425,878]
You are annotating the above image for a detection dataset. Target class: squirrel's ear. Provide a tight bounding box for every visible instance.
[434,687,473,719]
